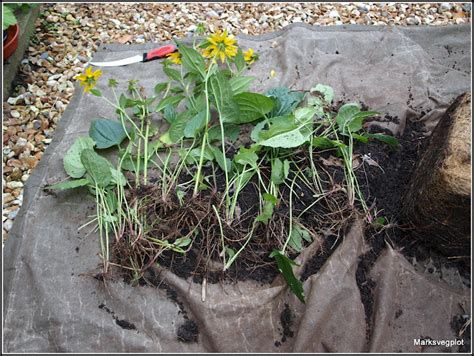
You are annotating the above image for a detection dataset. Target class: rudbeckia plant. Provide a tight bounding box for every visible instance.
[49,26,398,303]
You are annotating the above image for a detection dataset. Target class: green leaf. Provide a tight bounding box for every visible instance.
[365,133,400,147]
[283,160,290,180]
[110,167,127,186]
[288,224,312,252]
[174,236,192,248]
[48,178,90,190]
[335,103,361,133]
[176,42,206,79]
[256,201,275,224]
[234,148,258,168]
[208,124,240,142]
[250,120,267,143]
[209,146,232,173]
[155,95,184,112]
[184,146,214,165]
[346,111,379,133]
[310,84,334,103]
[234,47,246,72]
[271,158,285,185]
[256,193,277,224]
[312,136,345,149]
[154,82,168,95]
[169,110,192,143]
[89,89,102,97]
[89,119,128,149]
[163,67,182,82]
[80,149,113,188]
[266,87,305,117]
[262,193,278,205]
[258,124,310,148]
[3,6,17,30]
[210,71,239,123]
[225,247,236,261]
[229,76,256,95]
[374,216,386,226]
[270,250,305,303]
[232,92,274,124]
[184,110,207,138]
[63,137,96,178]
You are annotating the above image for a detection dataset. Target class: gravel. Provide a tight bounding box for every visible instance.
[2,2,471,241]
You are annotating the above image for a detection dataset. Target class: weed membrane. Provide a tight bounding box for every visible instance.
[3,24,471,352]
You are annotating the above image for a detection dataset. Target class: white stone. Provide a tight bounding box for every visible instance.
[439,3,452,13]
[329,10,340,19]
[10,110,20,118]
[6,181,24,189]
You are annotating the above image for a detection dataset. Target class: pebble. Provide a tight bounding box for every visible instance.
[10,110,20,118]
[8,210,19,220]
[6,181,24,190]
[439,3,453,13]
[3,220,13,232]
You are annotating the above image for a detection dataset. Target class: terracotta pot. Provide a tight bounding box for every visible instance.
[3,24,19,61]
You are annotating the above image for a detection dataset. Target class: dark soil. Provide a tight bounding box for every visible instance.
[98,303,137,331]
[279,303,294,344]
[177,320,199,343]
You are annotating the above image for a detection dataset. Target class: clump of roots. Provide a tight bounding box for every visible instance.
[110,167,352,285]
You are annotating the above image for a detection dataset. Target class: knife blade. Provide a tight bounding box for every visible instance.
[89,44,177,67]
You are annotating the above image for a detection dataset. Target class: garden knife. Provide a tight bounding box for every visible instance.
[89,44,177,67]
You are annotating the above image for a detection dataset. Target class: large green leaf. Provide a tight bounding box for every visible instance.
[80,149,113,188]
[270,250,305,304]
[184,110,207,138]
[89,119,128,149]
[266,87,305,117]
[231,92,274,124]
[63,137,96,178]
[48,178,91,190]
[176,42,206,79]
[229,76,255,95]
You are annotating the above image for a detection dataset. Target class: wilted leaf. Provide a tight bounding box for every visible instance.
[63,136,96,178]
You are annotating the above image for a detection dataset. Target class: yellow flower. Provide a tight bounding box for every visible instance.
[76,67,102,93]
[270,69,276,78]
[167,51,182,65]
[243,48,255,63]
[202,29,238,63]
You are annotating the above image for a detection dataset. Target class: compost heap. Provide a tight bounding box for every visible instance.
[3,24,471,352]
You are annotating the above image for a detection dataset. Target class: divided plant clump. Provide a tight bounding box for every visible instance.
[47,29,398,303]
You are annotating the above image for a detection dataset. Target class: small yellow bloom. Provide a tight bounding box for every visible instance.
[270,69,276,78]
[202,29,238,63]
[76,67,102,93]
[243,48,255,63]
[167,51,182,65]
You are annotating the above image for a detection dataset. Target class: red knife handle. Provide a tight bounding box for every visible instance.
[143,45,177,62]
